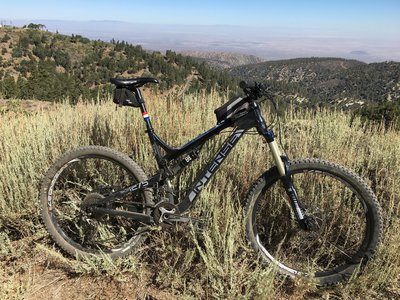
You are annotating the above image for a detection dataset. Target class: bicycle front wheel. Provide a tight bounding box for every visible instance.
[40,146,153,259]
[245,159,382,286]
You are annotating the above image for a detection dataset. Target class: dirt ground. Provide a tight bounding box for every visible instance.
[1,236,179,300]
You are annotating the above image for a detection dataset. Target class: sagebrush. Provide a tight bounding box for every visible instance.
[0,93,399,299]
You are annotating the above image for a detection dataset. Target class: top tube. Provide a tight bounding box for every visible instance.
[155,119,233,161]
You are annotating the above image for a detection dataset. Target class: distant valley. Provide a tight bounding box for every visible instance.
[180,51,264,70]
[9,20,400,63]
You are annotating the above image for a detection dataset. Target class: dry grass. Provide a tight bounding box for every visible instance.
[0,93,399,299]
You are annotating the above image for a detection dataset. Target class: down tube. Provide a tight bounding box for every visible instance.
[177,128,246,212]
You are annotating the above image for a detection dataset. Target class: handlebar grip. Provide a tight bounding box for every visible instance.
[239,81,249,89]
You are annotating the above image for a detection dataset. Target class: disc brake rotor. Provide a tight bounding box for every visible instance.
[81,192,105,217]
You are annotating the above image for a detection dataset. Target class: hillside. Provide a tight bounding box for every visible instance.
[180,51,264,70]
[228,57,400,108]
[1,26,399,123]
[1,94,400,299]
[0,26,238,103]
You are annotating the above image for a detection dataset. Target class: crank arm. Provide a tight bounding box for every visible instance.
[167,215,207,228]
[91,207,153,224]
[167,215,191,223]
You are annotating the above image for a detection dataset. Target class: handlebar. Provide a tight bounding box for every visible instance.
[240,81,272,101]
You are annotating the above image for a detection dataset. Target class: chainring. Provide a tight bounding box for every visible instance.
[153,202,178,228]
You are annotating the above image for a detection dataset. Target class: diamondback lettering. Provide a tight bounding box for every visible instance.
[188,129,245,202]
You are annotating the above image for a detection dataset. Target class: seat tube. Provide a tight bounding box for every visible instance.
[134,88,163,165]
[134,88,152,126]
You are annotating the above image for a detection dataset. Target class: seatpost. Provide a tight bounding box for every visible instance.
[133,87,164,167]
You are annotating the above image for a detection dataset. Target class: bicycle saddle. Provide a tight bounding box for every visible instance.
[110,77,159,88]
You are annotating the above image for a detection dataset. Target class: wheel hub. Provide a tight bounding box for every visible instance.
[300,214,324,232]
[81,193,105,217]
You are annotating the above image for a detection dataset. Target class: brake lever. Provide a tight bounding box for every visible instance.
[240,81,260,97]
[240,80,273,101]
[253,82,266,99]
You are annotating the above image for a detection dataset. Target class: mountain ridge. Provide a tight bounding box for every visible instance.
[1,26,399,123]
[227,57,400,108]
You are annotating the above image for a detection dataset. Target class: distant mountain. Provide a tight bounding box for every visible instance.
[180,51,264,70]
[228,57,400,108]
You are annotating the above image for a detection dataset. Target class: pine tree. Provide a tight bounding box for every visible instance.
[1,75,17,99]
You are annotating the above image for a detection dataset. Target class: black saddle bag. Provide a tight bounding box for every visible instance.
[113,88,140,107]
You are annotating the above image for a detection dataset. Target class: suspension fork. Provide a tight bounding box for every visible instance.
[252,102,307,226]
[263,130,307,227]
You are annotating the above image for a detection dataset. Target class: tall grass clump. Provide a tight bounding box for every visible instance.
[0,92,400,299]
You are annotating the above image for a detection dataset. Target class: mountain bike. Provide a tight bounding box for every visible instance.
[40,77,382,286]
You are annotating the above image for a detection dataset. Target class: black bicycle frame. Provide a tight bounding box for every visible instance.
[103,121,245,202]
[177,127,246,212]
[94,87,306,225]
[100,116,254,210]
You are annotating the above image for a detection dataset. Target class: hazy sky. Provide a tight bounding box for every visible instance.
[1,0,399,61]
[2,0,399,31]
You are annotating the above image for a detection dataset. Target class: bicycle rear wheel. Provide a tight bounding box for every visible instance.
[245,159,382,286]
[40,146,153,258]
